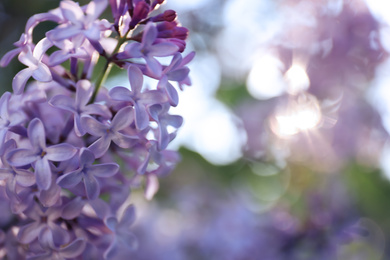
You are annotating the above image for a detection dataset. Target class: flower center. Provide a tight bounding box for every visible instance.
[40,151,47,158]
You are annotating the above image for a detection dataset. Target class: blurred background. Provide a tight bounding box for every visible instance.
[2,0,390,259]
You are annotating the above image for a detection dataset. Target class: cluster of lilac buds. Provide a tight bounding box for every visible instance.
[0,0,193,258]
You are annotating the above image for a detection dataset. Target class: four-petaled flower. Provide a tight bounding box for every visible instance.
[81,106,137,158]
[12,38,53,95]
[17,203,69,246]
[47,0,111,44]
[0,140,35,200]
[57,148,119,200]
[50,80,111,136]
[149,103,183,150]
[0,92,25,152]
[109,65,165,130]
[7,118,77,190]
[120,22,179,77]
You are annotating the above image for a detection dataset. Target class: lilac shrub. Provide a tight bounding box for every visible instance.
[0,0,193,258]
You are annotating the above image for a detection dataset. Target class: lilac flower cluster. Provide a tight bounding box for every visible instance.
[0,0,193,258]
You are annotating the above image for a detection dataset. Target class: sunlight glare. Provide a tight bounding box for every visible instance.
[284,64,310,95]
[270,94,322,137]
[246,53,286,100]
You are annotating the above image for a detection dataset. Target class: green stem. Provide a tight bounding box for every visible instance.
[90,30,132,104]
[90,59,112,104]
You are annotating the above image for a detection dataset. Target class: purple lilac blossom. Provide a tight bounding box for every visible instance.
[109,65,166,130]
[57,148,119,200]
[0,0,192,258]
[50,79,111,136]
[119,22,179,77]
[7,118,77,190]
[12,38,53,95]
[81,106,137,158]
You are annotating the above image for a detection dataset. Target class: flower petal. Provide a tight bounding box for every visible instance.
[60,238,86,258]
[145,56,162,78]
[33,37,53,60]
[18,222,42,244]
[88,136,111,158]
[158,124,169,150]
[83,103,112,118]
[50,222,71,246]
[128,65,143,94]
[7,149,39,167]
[81,115,109,136]
[145,174,159,200]
[45,143,77,161]
[49,95,76,113]
[111,106,133,131]
[60,0,84,24]
[12,68,33,95]
[0,168,12,180]
[0,48,21,67]
[28,118,46,150]
[32,63,52,82]
[88,163,119,178]
[149,42,179,57]
[84,26,101,41]
[14,169,35,187]
[34,158,52,190]
[80,148,95,165]
[62,197,86,220]
[164,80,179,106]
[118,204,136,228]
[74,114,86,137]
[0,92,11,119]
[134,102,149,130]
[123,42,142,58]
[56,170,83,188]
[39,182,61,207]
[19,48,37,67]
[108,86,132,102]
[167,67,190,82]
[76,80,93,108]
[111,132,137,149]
[84,172,100,200]
[48,25,81,42]
[85,0,108,20]
[48,50,72,66]
[142,22,157,47]
[38,226,55,249]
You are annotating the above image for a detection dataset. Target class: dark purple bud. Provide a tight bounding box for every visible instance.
[156,21,189,40]
[151,10,177,22]
[151,0,165,10]
[129,1,150,28]
[156,21,176,32]
[173,26,189,40]
[109,0,118,15]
